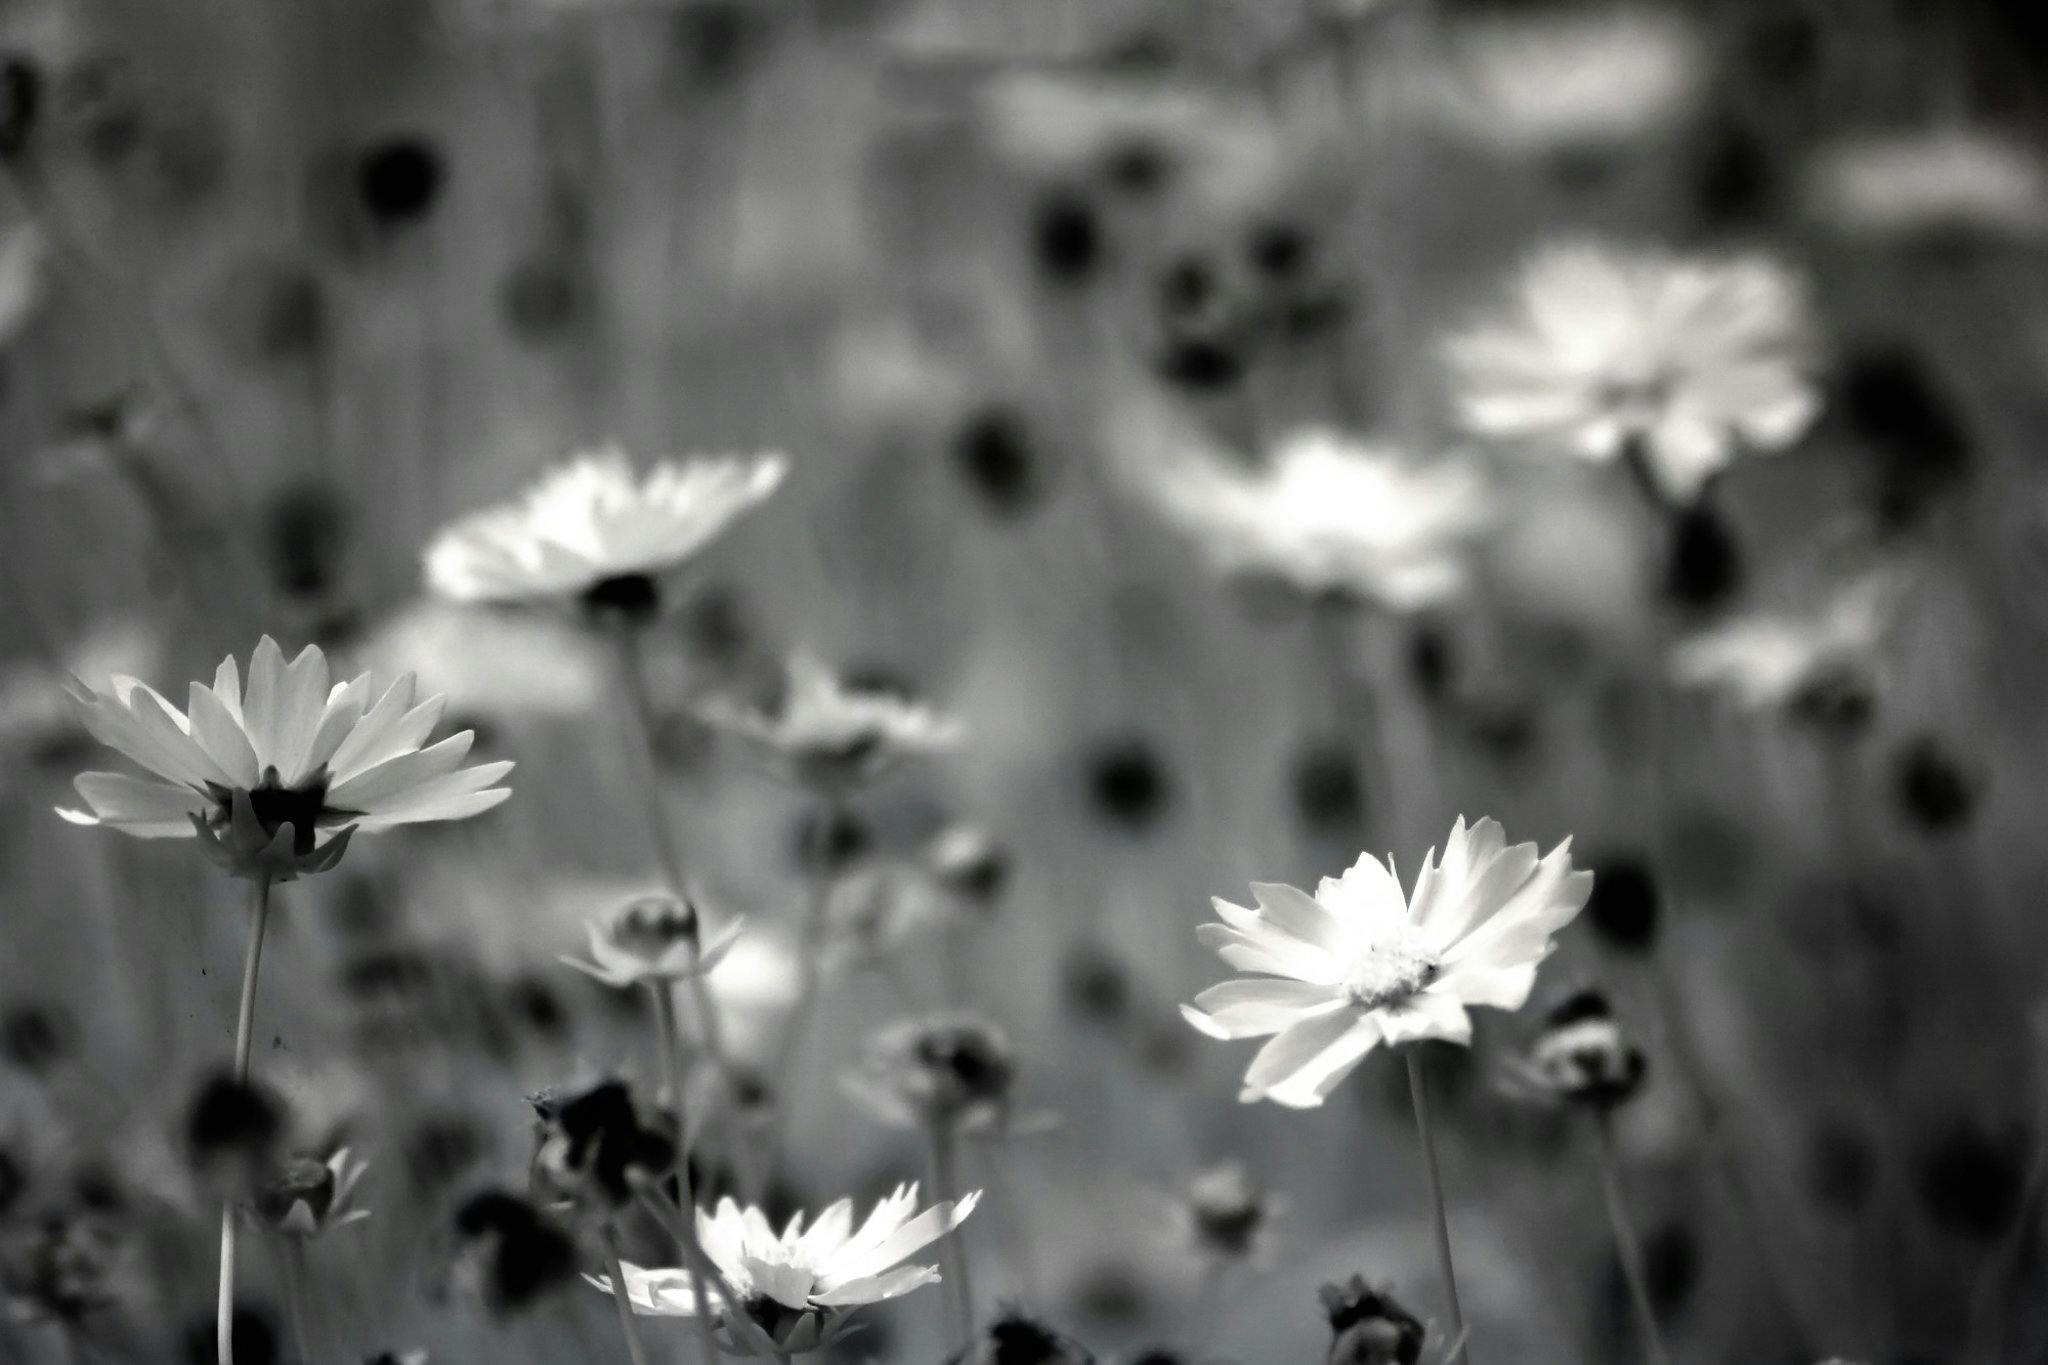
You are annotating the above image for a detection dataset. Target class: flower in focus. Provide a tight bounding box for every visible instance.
[1149,429,1493,611]
[58,637,511,880]
[850,1013,1016,1135]
[1429,8,1704,161]
[1182,816,1591,1108]
[423,447,786,619]
[531,1080,675,1211]
[1319,1275,1425,1365]
[559,894,742,989]
[1447,242,1820,506]
[1181,1160,1275,1262]
[1505,989,1646,1111]
[699,654,961,789]
[1670,568,1901,727]
[593,1183,981,1355]
[254,1148,370,1239]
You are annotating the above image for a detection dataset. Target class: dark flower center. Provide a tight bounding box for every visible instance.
[582,572,662,621]
[207,771,334,856]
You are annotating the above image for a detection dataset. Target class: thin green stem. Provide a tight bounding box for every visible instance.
[757,796,845,1198]
[219,875,273,1365]
[610,627,731,1078]
[925,1124,976,1353]
[650,983,722,1365]
[1593,1115,1670,1365]
[1406,1049,1468,1365]
[603,1230,653,1365]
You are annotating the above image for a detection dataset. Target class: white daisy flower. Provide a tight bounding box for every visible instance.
[559,894,744,989]
[1446,242,1821,506]
[594,1183,981,1355]
[1182,816,1591,1109]
[699,654,961,790]
[1150,429,1493,610]
[58,636,512,879]
[1669,568,1900,717]
[1428,9,1704,158]
[422,446,786,615]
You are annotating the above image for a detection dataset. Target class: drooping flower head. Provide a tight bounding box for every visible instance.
[1182,817,1591,1108]
[593,1183,980,1356]
[1149,429,1493,611]
[59,637,512,880]
[699,654,961,790]
[849,1013,1016,1135]
[559,894,743,989]
[254,1149,370,1240]
[423,447,786,620]
[1447,242,1820,506]
[1506,989,1646,1112]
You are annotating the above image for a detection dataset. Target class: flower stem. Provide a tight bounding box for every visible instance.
[610,627,732,1079]
[1593,1115,1670,1365]
[925,1124,976,1353]
[280,1241,313,1365]
[757,795,845,1198]
[1405,1049,1469,1365]
[649,983,722,1365]
[603,1229,653,1365]
[218,874,274,1365]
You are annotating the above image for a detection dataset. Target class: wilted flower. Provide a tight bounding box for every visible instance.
[1507,990,1646,1111]
[531,1079,675,1210]
[1182,1160,1273,1261]
[1429,8,1704,160]
[1149,430,1493,611]
[593,1183,981,1355]
[1670,569,1900,725]
[700,654,961,789]
[58,637,511,880]
[1447,242,1820,506]
[1182,816,1591,1108]
[850,1013,1016,1134]
[559,894,742,989]
[1319,1275,1425,1365]
[949,1310,1096,1364]
[423,447,786,618]
[254,1149,370,1239]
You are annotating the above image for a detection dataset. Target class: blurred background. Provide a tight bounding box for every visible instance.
[5,0,2048,1361]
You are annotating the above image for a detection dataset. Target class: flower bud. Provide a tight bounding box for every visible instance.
[1318,1276,1424,1365]
[852,1014,1015,1134]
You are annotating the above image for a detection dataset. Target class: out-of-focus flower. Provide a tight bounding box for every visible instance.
[1182,816,1591,1108]
[423,448,786,618]
[1180,1160,1275,1261]
[1428,9,1704,159]
[1318,1275,1425,1365]
[1447,242,1821,506]
[254,1148,370,1239]
[363,1352,429,1365]
[850,1013,1016,1134]
[1504,990,1646,1111]
[348,601,605,721]
[559,894,742,990]
[0,1206,130,1325]
[184,1074,286,1198]
[927,823,1012,912]
[0,622,161,780]
[821,863,948,969]
[1149,429,1493,611]
[58,637,511,880]
[1805,131,2048,243]
[1670,569,1901,724]
[531,1079,674,1211]
[948,1310,1096,1364]
[594,1183,981,1355]
[450,1189,578,1315]
[700,654,960,790]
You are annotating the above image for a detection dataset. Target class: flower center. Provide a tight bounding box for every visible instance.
[581,572,661,622]
[1341,937,1441,1012]
[207,770,333,855]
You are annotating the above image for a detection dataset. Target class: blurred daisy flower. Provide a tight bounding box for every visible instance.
[1669,568,1901,724]
[59,637,512,880]
[849,1013,1016,1135]
[1503,990,1646,1112]
[1805,130,2048,243]
[1182,816,1591,1108]
[560,894,743,990]
[700,654,961,790]
[348,601,605,721]
[1447,242,1821,506]
[0,620,161,780]
[1150,429,1493,611]
[254,1148,370,1240]
[423,447,786,619]
[594,1183,981,1355]
[1428,9,1703,161]
[1179,1160,1278,1263]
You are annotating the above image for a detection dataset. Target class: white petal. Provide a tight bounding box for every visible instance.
[1240,1009,1362,1097]
[1256,1015,1384,1109]
[327,732,475,809]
